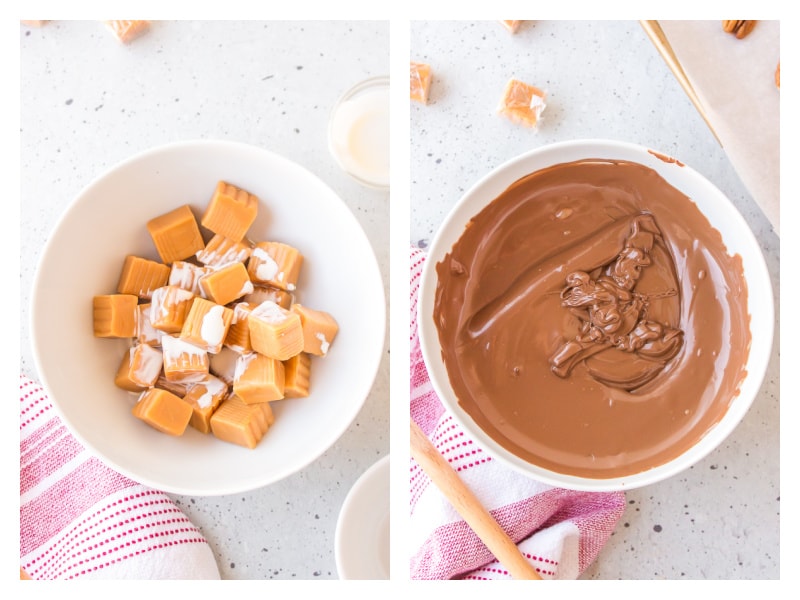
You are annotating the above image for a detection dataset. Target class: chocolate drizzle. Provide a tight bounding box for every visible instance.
[433,159,750,479]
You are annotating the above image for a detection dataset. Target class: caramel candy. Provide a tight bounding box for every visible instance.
[104,20,150,44]
[499,20,522,33]
[410,61,432,104]
[93,294,138,338]
[168,261,212,295]
[200,181,258,243]
[114,344,163,392]
[283,352,311,399]
[146,204,205,265]
[155,375,190,398]
[243,284,293,309]
[248,301,304,360]
[290,304,339,356]
[135,303,163,346]
[183,375,228,434]
[149,285,196,333]
[233,352,285,404]
[224,302,255,353]
[497,78,547,128]
[161,334,210,383]
[247,241,303,292]
[180,297,234,354]
[132,387,193,436]
[117,255,170,301]
[210,394,275,449]
[195,234,253,267]
[199,261,254,306]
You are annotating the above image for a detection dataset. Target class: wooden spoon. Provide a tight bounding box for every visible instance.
[410,420,543,580]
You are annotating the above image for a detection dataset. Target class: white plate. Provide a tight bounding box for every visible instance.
[335,454,390,580]
[418,139,773,492]
[30,139,385,496]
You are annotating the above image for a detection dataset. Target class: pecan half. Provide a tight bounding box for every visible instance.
[722,20,757,39]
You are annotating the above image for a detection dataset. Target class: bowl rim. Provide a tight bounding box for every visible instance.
[29,138,387,496]
[417,138,774,492]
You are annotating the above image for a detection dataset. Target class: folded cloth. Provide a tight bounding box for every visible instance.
[19,375,221,580]
[409,247,626,580]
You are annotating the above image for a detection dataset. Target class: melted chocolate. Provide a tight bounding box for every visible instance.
[433,159,750,479]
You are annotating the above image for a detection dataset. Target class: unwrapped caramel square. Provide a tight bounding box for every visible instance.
[117,255,170,301]
[183,375,228,434]
[248,301,304,360]
[243,284,293,309]
[210,394,275,449]
[497,78,547,128]
[132,387,193,436]
[199,261,254,306]
[161,334,210,383]
[149,285,196,333]
[499,20,522,33]
[283,352,311,399]
[290,304,339,357]
[200,181,258,243]
[114,344,163,392]
[233,352,285,404]
[135,303,163,346]
[146,204,205,265]
[93,294,138,338]
[168,261,213,295]
[104,20,150,44]
[195,233,253,267]
[180,297,234,354]
[247,241,303,292]
[410,61,432,104]
[224,302,255,353]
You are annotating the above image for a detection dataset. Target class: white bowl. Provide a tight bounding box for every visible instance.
[30,139,386,496]
[334,454,390,580]
[418,139,773,492]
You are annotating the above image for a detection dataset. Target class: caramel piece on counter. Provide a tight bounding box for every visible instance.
[248,301,304,360]
[497,78,547,128]
[146,204,205,265]
[199,261,254,306]
[168,261,212,295]
[224,302,255,353]
[117,255,170,301]
[201,181,258,243]
[209,346,239,386]
[183,375,228,434]
[283,352,311,398]
[114,344,163,392]
[195,233,253,267]
[149,285,196,333]
[210,394,275,449]
[410,61,432,104]
[161,334,210,383]
[290,304,339,356]
[243,284,293,309]
[247,241,303,292]
[104,20,150,44]
[233,352,285,404]
[132,387,192,436]
[180,297,234,354]
[21,20,48,27]
[499,20,522,33]
[135,303,163,346]
[93,294,138,338]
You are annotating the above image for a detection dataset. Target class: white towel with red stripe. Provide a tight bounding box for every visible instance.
[19,375,220,580]
[409,247,626,580]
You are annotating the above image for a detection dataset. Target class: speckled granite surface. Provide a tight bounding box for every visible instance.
[409,20,779,580]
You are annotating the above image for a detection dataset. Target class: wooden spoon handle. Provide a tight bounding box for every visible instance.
[410,420,543,580]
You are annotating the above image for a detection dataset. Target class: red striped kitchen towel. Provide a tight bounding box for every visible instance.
[409,247,626,580]
[19,375,220,580]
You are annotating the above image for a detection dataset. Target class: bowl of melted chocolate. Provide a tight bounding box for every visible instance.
[418,139,773,491]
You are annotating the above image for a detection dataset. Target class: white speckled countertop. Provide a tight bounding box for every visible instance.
[410,20,779,580]
[19,20,389,580]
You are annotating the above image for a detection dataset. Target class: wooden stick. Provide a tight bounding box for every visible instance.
[639,20,721,145]
[410,420,543,580]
